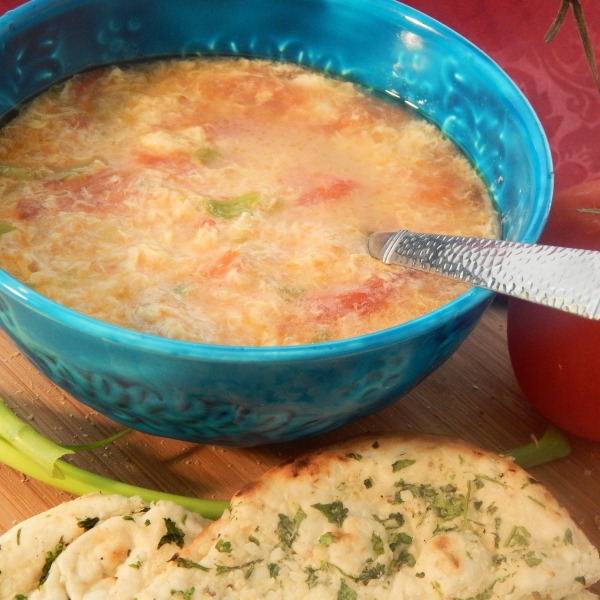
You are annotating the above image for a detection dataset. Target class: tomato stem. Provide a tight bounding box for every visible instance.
[545,0,600,96]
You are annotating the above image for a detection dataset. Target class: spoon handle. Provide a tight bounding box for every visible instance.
[368,230,600,320]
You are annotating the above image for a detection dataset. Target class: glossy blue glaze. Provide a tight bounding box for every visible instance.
[0,0,552,445]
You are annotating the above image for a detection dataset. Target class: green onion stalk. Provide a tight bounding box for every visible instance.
[502,425,571,469]
[0,400,570,522]
[0,400,228,520]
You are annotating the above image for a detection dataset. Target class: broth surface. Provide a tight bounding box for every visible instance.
[0,58,499,346]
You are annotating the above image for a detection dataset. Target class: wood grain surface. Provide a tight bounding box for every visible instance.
[2,298,600,597]
[0,0,599,594]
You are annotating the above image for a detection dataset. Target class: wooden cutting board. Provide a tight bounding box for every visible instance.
[1,297,599,596]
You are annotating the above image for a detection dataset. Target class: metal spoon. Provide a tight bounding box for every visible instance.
[368,230,600,320]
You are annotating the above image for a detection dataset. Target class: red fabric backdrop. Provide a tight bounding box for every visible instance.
[1,0,599,192]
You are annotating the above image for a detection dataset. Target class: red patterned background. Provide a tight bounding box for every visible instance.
[403,0,600,193]
[0,0,599,193]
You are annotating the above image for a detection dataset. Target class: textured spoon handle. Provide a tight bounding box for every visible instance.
[368,230,600,320]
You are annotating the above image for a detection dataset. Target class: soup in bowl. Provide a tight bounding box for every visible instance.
[0,0,552,445]
[0,57,500,346]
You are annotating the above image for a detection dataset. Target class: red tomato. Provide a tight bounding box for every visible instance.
[310,276,391,322]
[205,250,241,279]
[297,178,356,206]
[507,179,600,440]
[16,198,43,220]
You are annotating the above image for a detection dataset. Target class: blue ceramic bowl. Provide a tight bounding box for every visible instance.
[0,0,552,445]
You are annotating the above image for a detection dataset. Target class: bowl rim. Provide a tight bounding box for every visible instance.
[0,276,493,360]
[0,0,552,362]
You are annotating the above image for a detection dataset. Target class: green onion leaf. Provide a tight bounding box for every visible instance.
[0,221,15,236]
[194,147,221,164]
[205,192,259,219]
[52,159,104,180]
[60,428,132,451]
[502,425,571,469]
[0,162,50,180]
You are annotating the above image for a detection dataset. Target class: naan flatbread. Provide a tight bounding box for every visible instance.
[2,433,599,600]
[135,433,600,600]
[30,500,209,600]
[0,493,146,600]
